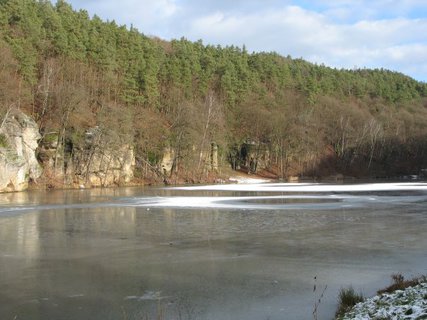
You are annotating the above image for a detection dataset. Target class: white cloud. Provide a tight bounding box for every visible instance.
[186,5,427,81]
[312,0,427,19]
[64,0,427,81]
[68,0,178,34]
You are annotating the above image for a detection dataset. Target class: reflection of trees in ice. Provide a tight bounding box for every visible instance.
[121,291,202,320]
[174,293,203,320]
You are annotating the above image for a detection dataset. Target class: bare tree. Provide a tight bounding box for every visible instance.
[366,118,383,169]
[197,91,222,172]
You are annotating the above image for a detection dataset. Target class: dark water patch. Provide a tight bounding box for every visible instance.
[240,197,341,205]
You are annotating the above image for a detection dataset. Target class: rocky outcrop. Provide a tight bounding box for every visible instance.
[74,145,135,187]
[0,109,42,192]
[228,141,270,173]
[37,127,136,188]
[72,128,135,187]
[1,111,136,192]
[160,146,175,175]
[37,132,66,179]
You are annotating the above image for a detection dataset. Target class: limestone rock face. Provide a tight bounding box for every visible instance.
[37,132,65,179]
[0,110,42,192]
[79,145,135,187]
[0,112,135,191]
[160,147,175,175]
[73,129,135,187]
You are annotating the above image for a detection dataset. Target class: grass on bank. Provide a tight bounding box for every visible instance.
[377,273,427,295]
[335,273,427,319]
[335,286,364,319]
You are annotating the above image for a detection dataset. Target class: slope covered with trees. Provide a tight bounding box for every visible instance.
[1,0,427,185]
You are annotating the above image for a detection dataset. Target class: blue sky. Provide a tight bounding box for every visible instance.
[64,0,427,82]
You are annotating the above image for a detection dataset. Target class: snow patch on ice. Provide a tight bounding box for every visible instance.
[173,182,427,193]
[124,291,165,301]
[129,194,356,210]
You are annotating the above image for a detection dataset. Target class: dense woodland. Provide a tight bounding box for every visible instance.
[1,0,427,183]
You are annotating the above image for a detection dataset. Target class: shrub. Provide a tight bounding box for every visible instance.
[43,133,59,144]
[377,274,427,295]
[335,286,364,319]
[0,133,8,148]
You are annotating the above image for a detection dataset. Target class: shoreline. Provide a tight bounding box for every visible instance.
[1,170,426,194]
[337,275,427,320]
[340,281,427,319]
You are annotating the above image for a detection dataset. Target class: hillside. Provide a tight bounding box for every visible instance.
[1,0,427,187]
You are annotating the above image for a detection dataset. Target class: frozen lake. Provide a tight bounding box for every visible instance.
[0,182,426,319]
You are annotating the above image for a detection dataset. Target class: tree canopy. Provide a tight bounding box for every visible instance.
[1,0,427,180]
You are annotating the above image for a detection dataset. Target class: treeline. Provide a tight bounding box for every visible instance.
[1,0,427,181]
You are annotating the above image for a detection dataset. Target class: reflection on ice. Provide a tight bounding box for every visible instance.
[1,182,427,320]
[1,182,427,214]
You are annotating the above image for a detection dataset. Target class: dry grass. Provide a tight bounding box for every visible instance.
[335,286,364,319]
[377,273,427,295]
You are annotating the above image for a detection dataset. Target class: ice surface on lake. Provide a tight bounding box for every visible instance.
[1,182,427,214]
[1,182,427,320]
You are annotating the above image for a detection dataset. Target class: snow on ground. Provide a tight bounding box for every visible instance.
[342,281,427,320]
[228,176,272,184]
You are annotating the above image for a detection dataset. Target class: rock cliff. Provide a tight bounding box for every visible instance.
[68,128,135,187]
[0,110,42,192]
[38,128,136,187]
[1,111,136,192]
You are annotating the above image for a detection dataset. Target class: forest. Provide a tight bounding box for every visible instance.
[1,0,427,186]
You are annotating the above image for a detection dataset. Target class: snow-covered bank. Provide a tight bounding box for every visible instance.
[341,281,427,320]
[228,176,272,184]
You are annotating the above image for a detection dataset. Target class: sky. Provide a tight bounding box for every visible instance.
[64,0,427,82]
